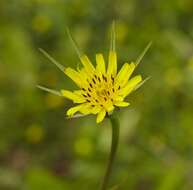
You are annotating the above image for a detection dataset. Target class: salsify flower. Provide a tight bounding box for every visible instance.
[38,23,151,190]
[38,24,151,123]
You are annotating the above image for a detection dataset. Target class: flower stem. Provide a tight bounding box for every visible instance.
[100,114,120,190]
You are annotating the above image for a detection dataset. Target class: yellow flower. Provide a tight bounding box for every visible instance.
[38,24,151,123]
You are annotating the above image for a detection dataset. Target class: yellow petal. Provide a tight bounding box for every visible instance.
[114,101,130,107]
[80,55,95,75]
[119,75,142,97]
[104,101,114,113]
[64,68,82,87]
[79,104,101,115]
[113,96,124,102]
[107,51,117,77]
[61,90,85,103]
[78,67,90,85]
[127,62,136,79]
[96,53,105,74]
[73,90,82,95]
[115,63,129,85]
[91,105,101,114]
[96,109,106,123]
[79,104,92,115]
[67,104,84,116]
[115,62,135,87]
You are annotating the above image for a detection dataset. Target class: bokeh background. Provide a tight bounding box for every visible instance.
[1,0,193,189]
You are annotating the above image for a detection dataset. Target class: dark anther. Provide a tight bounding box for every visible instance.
[102,74,107,82]
[88,88,91,92]
[94,74,97,79]
[82,88,86,91]
[92,78,96,84]
[104,97,107,101]
[91,105,95,107]
[87,93,91,97]
[112,88,115,92]
[86,99,91,102]
[107,91,110,95]
[89,83,93,88]
[111,75,114,83]
[83,94,87,98]
[98,77,101,82]
[118,86,121,90]
[95,99,99,102]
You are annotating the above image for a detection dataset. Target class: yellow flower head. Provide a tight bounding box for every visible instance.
[38,23,151,123]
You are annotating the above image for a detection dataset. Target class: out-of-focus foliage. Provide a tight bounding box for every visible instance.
[0,0,193,189]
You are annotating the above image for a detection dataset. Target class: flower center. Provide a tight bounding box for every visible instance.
[81,74,118,105]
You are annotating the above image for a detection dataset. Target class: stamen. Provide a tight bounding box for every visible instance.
[83,94,87,98]
[112,88,115,92]
[87,93,91,97]
[92,78,96,84]
[104,97,107,101]
[118,86,121,90]
[82,88,86,91]
[98,77,101,82]
[89,83,93,88]
[111,75,114,83]
[102,75,107,82]
[88,88,91,92]
[107,91,110,95]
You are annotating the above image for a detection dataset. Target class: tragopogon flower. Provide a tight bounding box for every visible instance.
[38,24,151,123]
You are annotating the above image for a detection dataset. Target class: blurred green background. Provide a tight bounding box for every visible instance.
[0,0,193,189]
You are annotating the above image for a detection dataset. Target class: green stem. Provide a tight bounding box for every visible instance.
[100,114,120,190]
